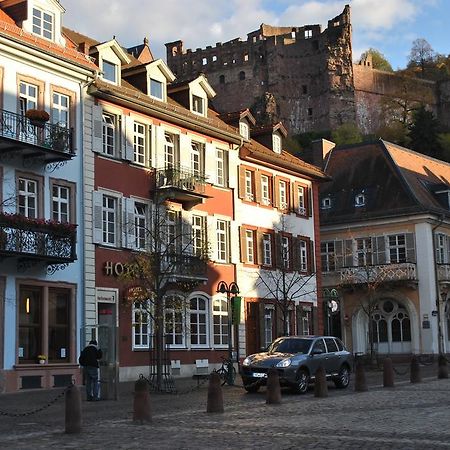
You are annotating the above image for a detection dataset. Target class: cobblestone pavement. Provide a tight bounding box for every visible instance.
[1,362,449,449]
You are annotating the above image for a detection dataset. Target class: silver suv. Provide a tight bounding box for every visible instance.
[241,336,352,393]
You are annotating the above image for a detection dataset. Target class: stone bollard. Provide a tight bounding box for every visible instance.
[133,378,152,423]
[410,356,422,383]
[266,367,282,405]
[383,358,394,388]
[65,383,82,434]
[206,372,224,413]
[354,361,368,392]
[438,354,449,379]
[314,366,328,398]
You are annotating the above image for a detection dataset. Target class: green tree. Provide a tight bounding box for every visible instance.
[408,106,442,157]
[360,48,393,72]
[331,123,363,146]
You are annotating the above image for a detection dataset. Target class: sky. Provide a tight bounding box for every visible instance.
[60,0,448,70]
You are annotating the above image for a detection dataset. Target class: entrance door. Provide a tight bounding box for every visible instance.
[246,302,260,355]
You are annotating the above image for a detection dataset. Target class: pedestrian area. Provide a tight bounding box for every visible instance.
[1,368,450,449]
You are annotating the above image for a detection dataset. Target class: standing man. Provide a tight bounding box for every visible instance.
[79,340,103,401]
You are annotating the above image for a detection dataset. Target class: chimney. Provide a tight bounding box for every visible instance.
[78,42,90,54]
[304,139,335,169]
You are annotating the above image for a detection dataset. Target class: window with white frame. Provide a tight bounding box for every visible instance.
[216,148,228,187]
[149,78,163,100]
[321,241,335,272]
[279,180,288,210]
[299,239,308,272]
[246,229,255,263]
[273,134,281,153]
[102,195,118,245]
[239,121,249,139]
[388,234,407,263]
[102,60,117,84]
[264,306,274,348]
[32,7,53,40]
[19,82,38,115]
[261,175,271,205]
[321,196,331,209]
[134,203,147,250]
[189,296,208,346]
[192,215,205,257]
[297,186,306,215]
[102,113,116,156]
[282,236,291,269]
[213,297,229,346]
[164,133,176,168]
[133,122,146,165]
[164,295,184,347]
[245,170,254,201]
[192,95,204,115]
[304,29,312,39]
[166,210,179,255]
[132,302,151,349]
[52,93,70,127]
[18,178,38,218]
[436,234,447,264]
[262,233,272,266]
[216,219,229,263]
[356,237,372,266]
[52,185,70,223]
[191,141,202,176]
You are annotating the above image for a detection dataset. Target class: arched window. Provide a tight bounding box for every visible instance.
[189,295,209,347]
[164,295,185,347]
[219,74,225,84]
[213,297,229,347]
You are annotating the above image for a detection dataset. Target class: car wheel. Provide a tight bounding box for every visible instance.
[334,365,350,389]
[294,369,309,394]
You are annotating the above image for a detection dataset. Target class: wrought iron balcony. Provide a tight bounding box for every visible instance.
[0,109,74,163]
[164,253,208,281]
[0,214,77,264]
[339,262,417,286]
[437,264,450,282]
[154,166,208,208]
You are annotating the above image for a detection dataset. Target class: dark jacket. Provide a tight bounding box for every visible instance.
[79,344,102,368]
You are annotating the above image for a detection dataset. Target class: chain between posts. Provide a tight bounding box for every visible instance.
[0,384,71,417]
[139,373,210,395]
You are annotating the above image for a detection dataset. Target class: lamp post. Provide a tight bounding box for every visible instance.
[217,280,239,385]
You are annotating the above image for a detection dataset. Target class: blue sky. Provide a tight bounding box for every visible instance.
[61,0,448,70]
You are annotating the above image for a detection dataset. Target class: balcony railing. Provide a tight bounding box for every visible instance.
[437,264,450,282]
[0,109,74,162]
[0,216,77,264]
[339,262,417,285]
[155,166,206,193]
[163,253,208,280]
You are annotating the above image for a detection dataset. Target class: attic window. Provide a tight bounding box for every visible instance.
[150,78,163,100]
[239,122,249,140]
[272,134,281,154]
[32,7,53,40]
[102,60,117,84]
[192,95,205,115]
[304,29,312,39]
[321,197,331,209]
[355,193,366,207]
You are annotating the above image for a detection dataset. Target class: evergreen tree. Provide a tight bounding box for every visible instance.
[408,106,442,157]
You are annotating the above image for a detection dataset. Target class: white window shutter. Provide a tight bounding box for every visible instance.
[123,115,134,161]
[92,105,103,153]
[92,191,103,244]
[121,198,135,249]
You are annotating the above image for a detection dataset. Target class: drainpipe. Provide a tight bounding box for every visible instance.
[432,215,445,355]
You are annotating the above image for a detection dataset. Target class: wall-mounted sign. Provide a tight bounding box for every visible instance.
[104,261,128,277]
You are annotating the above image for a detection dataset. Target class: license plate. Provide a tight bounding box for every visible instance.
[252,372,267,378]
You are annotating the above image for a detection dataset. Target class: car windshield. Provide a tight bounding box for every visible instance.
[268,338,312,355]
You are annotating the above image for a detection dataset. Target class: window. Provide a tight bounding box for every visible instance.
[219,75,225,84]
[52,93,70,127]
[297,186,306,215]
[192,215,205,257]
[164,296,184,347]
[134,203,147,250]
[355,193,366,207]
[191,142,203,176]
[102,195,118,245]
[18,285,72,364]
[32,7,53,40]
[216,148,228,187]
[190,296,208,346]
[18,177,38,218]
[262,233,272,266]
[102,60,117,83]
[102,113,116,156]
[166,210,179,255]
[321,241,335,272]
[245,229,255,264]
[302,85,308,94]
[164,133,177,168]
[321,197,331,209]
[299,307,312,335]
[308,108,313,117]
[356,238,372,266]
[304,29,312,39]
[436,234,447,264]
[132,302,151,349]
[245,170,254,201]
[150,78,163,100]
[279,180,288,210]
[216,220,229,263]
[261,175,271,206]
[282,236,291,269]
[239,71,246,80]
[264,306,274,348]
[273,134,281,153]
[239,122,249,139]
[19,82,38,115]
[299,239,308,272]
[133,122,146,165]
[213,298,229,346]
[192,95,204,115]
[388,234,406,263]
[52,185,70,223]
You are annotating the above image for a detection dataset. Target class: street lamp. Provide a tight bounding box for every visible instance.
[217,280,239,385]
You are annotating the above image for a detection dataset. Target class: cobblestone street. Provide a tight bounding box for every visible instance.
[1,364,449,449]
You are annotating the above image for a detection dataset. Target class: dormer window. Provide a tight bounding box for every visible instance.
[150,78,163,100]
[32,7,53,40]
[102,60,118,84]
[321,197,331,209]
[355,193,366,207]
[192,95,205,115]
[239,122,249,139]
[273,134,281,154]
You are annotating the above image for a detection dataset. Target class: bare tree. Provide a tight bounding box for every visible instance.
[408,38,436,76]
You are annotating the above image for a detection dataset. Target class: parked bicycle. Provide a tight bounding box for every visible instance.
[214,356,237,386]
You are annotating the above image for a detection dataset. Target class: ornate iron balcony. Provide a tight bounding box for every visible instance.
[0,215,77,264]
[0,109,74,162]
[340,262,417,285]
[164,253,208,280]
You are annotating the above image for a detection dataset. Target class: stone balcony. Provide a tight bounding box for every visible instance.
[437,264,450,282]
[163,253,208,281]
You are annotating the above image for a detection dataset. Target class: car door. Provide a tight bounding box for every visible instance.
[309,338,328,376]
[324,337,340,374]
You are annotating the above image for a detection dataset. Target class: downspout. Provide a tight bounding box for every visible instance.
[432,215,445,355]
